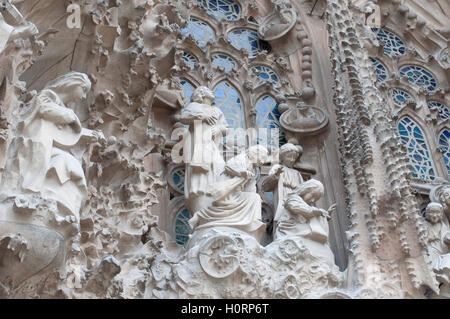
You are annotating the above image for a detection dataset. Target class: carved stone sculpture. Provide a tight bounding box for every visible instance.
[425,202,450,285]
[178,86,228,214]
[274,179,336,265]
[188,145,269,243]
[0,72,103,297]
[262,143,304,224]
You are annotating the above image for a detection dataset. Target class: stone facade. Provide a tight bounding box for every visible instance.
[0,0,449,299]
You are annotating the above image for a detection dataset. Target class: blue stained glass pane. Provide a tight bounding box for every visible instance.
[255,95,286,147]
[181,17,215,48]
[175,208,192,246]
[372,28,406,57]
[212,53,236,72]
[180,79,195,105]
[197,0,240,20]
[172,167,185,193]
[392,89,413,107]
[398,117,435,181]
[214,81,245,129]
[399,65,438,92]
[250,65,280,88]
[370,57,388,83]
[439,129,450,178]
[428,101,450,121]
[228,29,270,58]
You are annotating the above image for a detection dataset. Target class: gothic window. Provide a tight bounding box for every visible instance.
[399,65,438,92]
[398,117,436,181]
[255,95,286,147]
[439,129,450,178]
[197,0,240,21]
[174,208,192,246]
[392,89,413,107]
[214,81,245,129]
[181,17,215,48]
[181,51,198,70]
[250,65,281,88]
[370,57,388,83]
[212,53,236,72]
[180,79,195,104]
[372,28,406,57]
[428,101,450,121]
[228,29,270,58]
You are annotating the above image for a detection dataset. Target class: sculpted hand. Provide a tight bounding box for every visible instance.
[274,166,284,178]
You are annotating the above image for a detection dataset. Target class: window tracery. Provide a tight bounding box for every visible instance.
[181,51,198,70]
[181,17,215,48]
[255,95,286,146]
[250,66,281,88]
[370,57,388,83]
[439,129,450,178]
[372,28,406,57]
[392,89,413,107]
[398,117,436,181]
[212,53,236,72]
[427,101,450,121]
[174,208,192,246]
[196,0,240,21]
[399,65,438,93]
[214,81,245,129]
[227,29,270,58]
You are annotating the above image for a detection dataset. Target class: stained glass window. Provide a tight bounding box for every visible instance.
[398,117,435,181]
[212,53,236,72]
[399,65,438,92]
[370,57,388,83]
[180,79,195,104]
[214,81,245,129]
[255,95,286,147]
[171,167,185,193]
[174,208,192,246]
[392,89,413,107]
[228,29,270,58]
[439,129,450,178]
[181,17,215,48]
[197,0,240,21]
[250,66,280,88]
[181,51,198,70]
[428,101,450,121]
[372,28,406,57]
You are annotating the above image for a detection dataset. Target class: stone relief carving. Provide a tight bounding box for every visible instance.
[279,103,329,137]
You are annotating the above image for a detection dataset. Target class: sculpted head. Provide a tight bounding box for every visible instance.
[439,186,450,209]
[247,145,269,167]
[191,86,215,105]
[426,202,444,224]
[279,143,302,168]
[44,72,91,105]
[296,179,324,205]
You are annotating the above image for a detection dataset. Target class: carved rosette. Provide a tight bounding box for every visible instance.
[198,235,240,279]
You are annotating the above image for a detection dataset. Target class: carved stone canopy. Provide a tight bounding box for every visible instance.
[257,7,297,41]
[280,104,329,136]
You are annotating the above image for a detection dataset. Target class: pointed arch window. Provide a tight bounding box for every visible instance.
[214,81,245,129]
[370,57,388,83]
[372,28,406,57]
[439,129,450,178]
[398,117,436,181]
[197,0,240,21]
[228,29,270,58]
[399,65,438,92]
[250,65,280,88]
[255,95,286,147]
[212,53,236,72]
[171,166,186,193]
[428,101,450,121]
[181,17,215,48]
